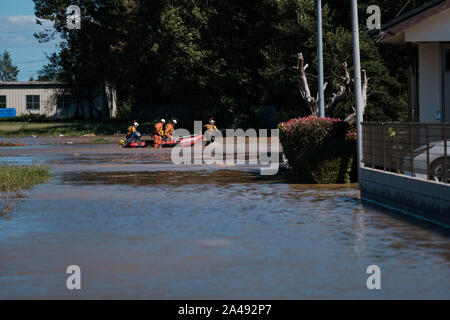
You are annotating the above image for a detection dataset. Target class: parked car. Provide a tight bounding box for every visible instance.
[404,140,450,183]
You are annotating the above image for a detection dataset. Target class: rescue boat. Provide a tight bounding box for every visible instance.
[161,133,204,148]
[121,134,203,148]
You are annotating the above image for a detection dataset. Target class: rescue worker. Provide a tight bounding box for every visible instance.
[164,120,177,139]
[204,118,218,146]
[121,120,140,148]
[153,119,166,149]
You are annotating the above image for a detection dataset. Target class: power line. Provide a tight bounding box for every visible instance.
[396,0,412,18]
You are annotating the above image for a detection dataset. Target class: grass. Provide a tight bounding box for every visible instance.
[0,121,115,137]
[0,119,158,137]
[0,164,51,192]
[0,165,51,216]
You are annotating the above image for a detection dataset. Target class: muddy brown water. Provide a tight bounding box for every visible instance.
[0,138,449,299]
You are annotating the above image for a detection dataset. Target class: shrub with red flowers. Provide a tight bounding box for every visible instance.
[279,116,357,183]
[279,116,350,166]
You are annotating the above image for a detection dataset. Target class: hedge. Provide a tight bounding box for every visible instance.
[279,116,357,184]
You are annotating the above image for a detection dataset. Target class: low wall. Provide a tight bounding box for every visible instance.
[359,167,450,228]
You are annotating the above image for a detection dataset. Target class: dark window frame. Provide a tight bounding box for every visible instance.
[0,95,6,108]
[26,95,40,110]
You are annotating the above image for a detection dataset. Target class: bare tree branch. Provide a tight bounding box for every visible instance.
[294,53,319,116]
[293,53,368,121]
[325,62,351,114]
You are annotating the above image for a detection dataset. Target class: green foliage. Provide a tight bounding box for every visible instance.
[0,119,162,137]
[33,0,429,125]
[0,51,19,82]
[279,116,350,167]
[116,97,134,120]
[299,140,357,184]
[279,116,356,183]
[11,113,49,123]
[37,53,62,81]
[0,165,51,192]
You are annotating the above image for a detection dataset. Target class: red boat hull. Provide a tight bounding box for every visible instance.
[126,141,147,148]
[162,134,204,148]
[124,134,203,148]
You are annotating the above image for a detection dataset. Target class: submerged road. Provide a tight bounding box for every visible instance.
[0,138,449,299]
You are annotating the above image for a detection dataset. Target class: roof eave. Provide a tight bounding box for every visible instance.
[0,81,68,86]
[373,0,449,44]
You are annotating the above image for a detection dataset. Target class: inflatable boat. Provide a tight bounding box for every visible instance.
[121,134,203,148]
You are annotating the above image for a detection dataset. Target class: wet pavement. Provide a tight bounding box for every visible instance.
[0,139,449,299]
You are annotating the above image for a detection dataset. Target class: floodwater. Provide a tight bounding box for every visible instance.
[0,138,449,299]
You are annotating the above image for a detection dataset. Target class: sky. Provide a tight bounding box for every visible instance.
[0,0,61,81]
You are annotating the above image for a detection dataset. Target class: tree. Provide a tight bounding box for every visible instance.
[0,51,19,82]
[38,53,62,81]
[32,0,429,125]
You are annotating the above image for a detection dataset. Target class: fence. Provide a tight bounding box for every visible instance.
[362,122,450,184]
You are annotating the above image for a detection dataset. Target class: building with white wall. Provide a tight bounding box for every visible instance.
[0,81,117,119]
[377,0,450,123]
[361,1,450,228]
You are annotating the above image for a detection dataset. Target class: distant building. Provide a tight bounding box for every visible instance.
[376,0,450,123]
[0,81,117,118]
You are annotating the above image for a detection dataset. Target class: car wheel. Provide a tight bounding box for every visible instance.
[430,158,450,183]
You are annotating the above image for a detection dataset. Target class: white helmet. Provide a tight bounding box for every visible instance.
[161,119,166,124]
[133,121,139,127]
[172,120,177,124]
[210,120,215,124]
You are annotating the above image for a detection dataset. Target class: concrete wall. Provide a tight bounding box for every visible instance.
[418,42,442,123]
[360,167,450,228]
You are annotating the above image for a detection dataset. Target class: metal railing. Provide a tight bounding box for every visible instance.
[362,122,450,184]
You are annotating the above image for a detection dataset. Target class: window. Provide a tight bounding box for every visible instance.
[0,96,6,108]
[57,95,72,109]
[26,95,40,110]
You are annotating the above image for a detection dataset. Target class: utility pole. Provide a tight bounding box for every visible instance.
[351,0,364,176]
[317,0,325,118]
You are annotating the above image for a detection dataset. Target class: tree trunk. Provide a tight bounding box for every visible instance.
[325,62,351,114]
[294,53,320,116]
[344,69,368,125]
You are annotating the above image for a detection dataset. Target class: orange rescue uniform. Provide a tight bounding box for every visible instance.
[165,123,175,139]
[204,123,217,131]
[153,122,164,148]
[204,122,218,146]
[127,125,137,137]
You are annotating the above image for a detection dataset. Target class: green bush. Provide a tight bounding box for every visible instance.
[298,140,357,184]
[279,116,356,183]
[0,113,49,123]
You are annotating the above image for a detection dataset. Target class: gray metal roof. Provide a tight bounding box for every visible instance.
[0,81,67,86]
